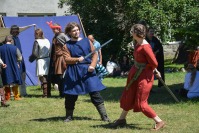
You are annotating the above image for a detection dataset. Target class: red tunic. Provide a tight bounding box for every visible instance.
[120,44,158,118]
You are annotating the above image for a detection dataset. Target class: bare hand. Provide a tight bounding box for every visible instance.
[2,64,7,68]
[154,69,161,78]
[78,56,84,62]
[88,66,95,72]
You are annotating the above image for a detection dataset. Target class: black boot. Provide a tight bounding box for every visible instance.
[64,109,74,122]
[96,103,110,122]
[110,119,127,128]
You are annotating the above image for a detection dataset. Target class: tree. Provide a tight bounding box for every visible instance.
[58,0,199,62]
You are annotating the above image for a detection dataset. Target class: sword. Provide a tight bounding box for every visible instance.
[154,69,180,103]
[84,39,113,59]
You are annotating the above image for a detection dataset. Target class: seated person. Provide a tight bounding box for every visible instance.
[180,64,199,98]
[106,55,121,77]
[119,55,131,76]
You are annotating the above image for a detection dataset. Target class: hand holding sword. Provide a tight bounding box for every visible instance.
[63,39,113,77]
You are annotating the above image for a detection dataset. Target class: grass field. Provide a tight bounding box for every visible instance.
[1,71,199,133]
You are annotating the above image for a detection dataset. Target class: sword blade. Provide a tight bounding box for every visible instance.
[84,39,113,59]
[158,77,180,103]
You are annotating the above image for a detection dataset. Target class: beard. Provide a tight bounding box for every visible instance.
[72,36,79,40]
[71,34,79,40]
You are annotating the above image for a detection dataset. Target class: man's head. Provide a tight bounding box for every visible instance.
[10,25,19,36]
[46,21,62,35]
[88,35,95,43]
[65,22,80,40]
[52,23,61,35]
[147,27,155,38]
[4,35,13,44]
[34,28,44,39]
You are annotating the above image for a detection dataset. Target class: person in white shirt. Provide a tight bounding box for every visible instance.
[183,64,199,98]
[106,55,121,77]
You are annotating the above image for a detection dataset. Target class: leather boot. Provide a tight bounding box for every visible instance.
[0,88,9,107]
[12,86,21,100]
[96,103,110,122]
[64,109,74,122]
[4,87,11,101]
[42,83,48,98]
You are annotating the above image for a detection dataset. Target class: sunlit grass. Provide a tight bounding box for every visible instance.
[1,66,199,133]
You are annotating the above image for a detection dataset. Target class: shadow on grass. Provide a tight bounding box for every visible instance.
[30,116,95,122]
[83,82,199,105]
[24,94,62,99]
[91,123,149,130]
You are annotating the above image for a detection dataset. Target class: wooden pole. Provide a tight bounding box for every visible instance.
[0,16,5,27]
[77,13,87,37]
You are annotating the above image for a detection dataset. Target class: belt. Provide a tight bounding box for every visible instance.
[37,56,49,59]
[134,60,146,69]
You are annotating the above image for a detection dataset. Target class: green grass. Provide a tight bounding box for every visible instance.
[164,59,184,70]
[1,72,199,133]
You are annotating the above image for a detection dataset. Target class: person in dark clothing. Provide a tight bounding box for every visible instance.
[119,55,131,76]
[63,22,110,122]
[47,21,70,97]
[146,27,165,87]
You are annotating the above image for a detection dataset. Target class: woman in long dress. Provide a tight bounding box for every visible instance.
[111,24,165,131]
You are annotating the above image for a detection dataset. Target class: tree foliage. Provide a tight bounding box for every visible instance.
[58,0,199,61]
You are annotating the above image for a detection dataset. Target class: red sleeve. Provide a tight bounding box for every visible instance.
[143,44,158,70]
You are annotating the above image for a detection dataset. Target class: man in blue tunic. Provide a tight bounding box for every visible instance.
[0,35,22,101]
[63,22,110,122]
[10,25,27,97]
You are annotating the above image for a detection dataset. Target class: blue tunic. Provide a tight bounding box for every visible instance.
[0,44,22,85]
[13,36,26,73]
[63,38,105,95]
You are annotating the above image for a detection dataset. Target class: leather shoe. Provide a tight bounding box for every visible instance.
[110,119,126,128]
[152,121,165,131]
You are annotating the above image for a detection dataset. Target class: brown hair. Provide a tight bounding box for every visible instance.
[35,28,44,39]
[5,35,13,43]
[130,24,146,38]
[187,64,197,87]
[65,22,80,36]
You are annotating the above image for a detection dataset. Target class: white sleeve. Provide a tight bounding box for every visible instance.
[0,58,4,65]
[112,62,118,68]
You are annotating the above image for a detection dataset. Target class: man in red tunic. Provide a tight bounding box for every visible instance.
[111,24,165,131]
